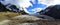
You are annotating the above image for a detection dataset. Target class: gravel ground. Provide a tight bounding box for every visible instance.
[0,15,60,25]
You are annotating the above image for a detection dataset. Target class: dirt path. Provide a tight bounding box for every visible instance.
[0,20,10,25]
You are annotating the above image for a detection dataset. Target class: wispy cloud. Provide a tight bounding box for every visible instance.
[1,0,60,14]
[29,8,44,13]
[1,0,32,7]
[39,0,60,6]
[1,0,32,13]
[17,0,32,8]
[16,0,32,13]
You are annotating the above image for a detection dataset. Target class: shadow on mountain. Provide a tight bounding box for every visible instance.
[39,5,60,19]
[0,2,9,12]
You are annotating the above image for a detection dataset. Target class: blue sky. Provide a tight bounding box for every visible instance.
[1,0,60,14]
[26,0,47,14]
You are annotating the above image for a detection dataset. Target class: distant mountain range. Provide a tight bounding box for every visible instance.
[0,2,28,15]
[38,5,60,19]
[0,2,20,12]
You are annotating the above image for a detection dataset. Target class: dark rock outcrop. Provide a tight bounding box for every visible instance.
[0,2,18,12]
[0,2,9,12]
[39,5,60,19]
[0,2,20,12]
[8,5,20,12]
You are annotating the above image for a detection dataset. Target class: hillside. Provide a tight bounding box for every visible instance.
[0,11,21,21]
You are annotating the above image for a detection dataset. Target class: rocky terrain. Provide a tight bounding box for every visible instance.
[0,15,60,25]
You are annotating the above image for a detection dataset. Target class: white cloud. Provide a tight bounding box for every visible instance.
[16,0,32,13]
[1,0,32,13]
[30,8,44,13]
[1,0,32,8]
[17,0,32,8]
[22,8,30,13]
[2,0,60,14]
[38,0,60,6]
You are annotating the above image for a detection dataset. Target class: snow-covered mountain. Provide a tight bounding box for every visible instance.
[0,0,60,14]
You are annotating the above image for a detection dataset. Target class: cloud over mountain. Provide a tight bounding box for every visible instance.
[1,0,60,14]
[39,0,60,6]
